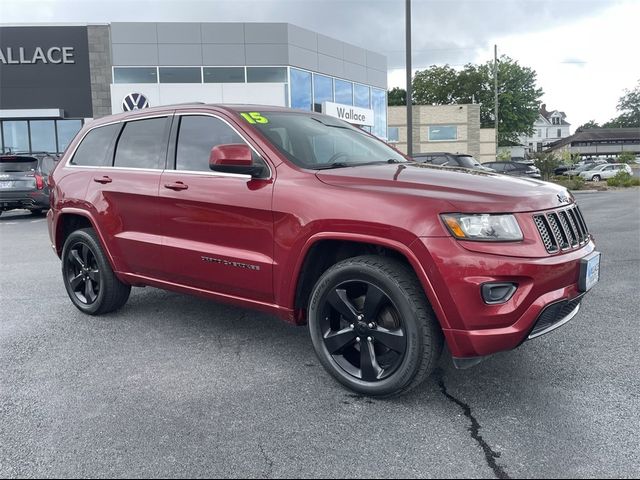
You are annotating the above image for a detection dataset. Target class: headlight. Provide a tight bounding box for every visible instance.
[441,213,523,241]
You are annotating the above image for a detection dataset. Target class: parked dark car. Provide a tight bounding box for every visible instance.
[482,161,542,179]
[413,152,494,172]
[0,153,57,216]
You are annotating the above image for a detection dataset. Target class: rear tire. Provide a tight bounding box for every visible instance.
[308,255,443,397]
[61,228,131,315]
[592,175,601,182]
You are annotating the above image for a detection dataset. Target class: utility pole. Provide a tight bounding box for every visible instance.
[406,0,413,157]
[494,44,498,147]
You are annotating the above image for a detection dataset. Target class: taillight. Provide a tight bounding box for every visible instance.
[35,174,44,190]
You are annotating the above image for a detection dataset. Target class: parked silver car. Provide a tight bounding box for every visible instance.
[579,163,632,181]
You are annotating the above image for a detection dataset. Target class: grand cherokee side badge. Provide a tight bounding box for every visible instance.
[201,256,260,271]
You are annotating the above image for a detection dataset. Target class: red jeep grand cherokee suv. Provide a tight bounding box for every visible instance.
[47,105,600,396]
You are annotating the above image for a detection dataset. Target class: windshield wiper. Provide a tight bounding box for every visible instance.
[315,162,351,170]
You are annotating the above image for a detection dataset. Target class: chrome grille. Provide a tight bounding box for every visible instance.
[533,205,590,253]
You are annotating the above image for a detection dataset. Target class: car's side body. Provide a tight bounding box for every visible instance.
[47,104,598,369]
[579,163,632,180]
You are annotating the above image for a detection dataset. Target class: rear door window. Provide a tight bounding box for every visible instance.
[71,124,121,167]
[114,117,171,169]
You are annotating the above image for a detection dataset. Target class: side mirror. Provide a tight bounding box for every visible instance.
[209,144,266,177]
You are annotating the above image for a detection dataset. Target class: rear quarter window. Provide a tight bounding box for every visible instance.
[71,123,121,167]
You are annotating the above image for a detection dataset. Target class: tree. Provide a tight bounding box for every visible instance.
[603,80,640,128]
[410,56,543,146]
[387,87,407,106]
[576,120,600,132]
[533,152,560,181]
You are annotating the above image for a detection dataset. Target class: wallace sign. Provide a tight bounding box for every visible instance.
[0,46,76,64]
[0,26,92,118]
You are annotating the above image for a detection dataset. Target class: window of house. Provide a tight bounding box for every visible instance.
[557,128,562,138]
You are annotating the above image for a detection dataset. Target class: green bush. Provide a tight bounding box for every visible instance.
[549,175,585,190]
[617,151,636,164]
[606,171,640,187]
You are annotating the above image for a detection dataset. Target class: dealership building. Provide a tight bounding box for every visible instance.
[0,22,388,155]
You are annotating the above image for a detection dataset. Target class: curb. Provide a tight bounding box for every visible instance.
[571,189,600,194]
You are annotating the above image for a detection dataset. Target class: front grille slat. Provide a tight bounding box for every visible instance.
[533,204,591,254]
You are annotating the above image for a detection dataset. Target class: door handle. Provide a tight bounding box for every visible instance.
[93,176,112,184]
[164,182,188,191]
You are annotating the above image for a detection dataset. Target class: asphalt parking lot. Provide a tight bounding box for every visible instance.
[1,189,639,479]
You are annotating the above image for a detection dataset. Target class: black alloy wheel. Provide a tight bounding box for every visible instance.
[308,255,443,397]
[65,241,101,305]
[320,280,406,382]
[61,228,131,315]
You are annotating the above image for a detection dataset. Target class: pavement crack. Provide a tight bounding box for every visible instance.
[258,443,274,479]
[436,369,511,479]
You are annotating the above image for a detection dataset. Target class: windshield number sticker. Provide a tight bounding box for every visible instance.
[241,112,269,124]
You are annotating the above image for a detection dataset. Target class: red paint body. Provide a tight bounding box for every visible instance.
[47,104,595,359]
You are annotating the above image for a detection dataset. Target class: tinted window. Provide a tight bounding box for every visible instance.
[176,115,246,172]
[159,67,201,83]
[114,117,169,169]
[204,67,245,83]
[113,67,158,84]
[0,156,37,172]
[71,124,121,167]
[246,67,287,83]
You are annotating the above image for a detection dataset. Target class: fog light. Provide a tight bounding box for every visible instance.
[481,282,517,304]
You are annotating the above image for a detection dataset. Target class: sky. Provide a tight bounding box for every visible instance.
[2,0,639,131]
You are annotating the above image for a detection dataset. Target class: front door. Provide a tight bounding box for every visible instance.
[157,113,275,303]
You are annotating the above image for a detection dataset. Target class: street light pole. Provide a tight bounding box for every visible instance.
[406,0,413,157]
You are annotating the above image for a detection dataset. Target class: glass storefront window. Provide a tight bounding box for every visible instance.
[29,121,56,153]
[2,121,29,153]
[290,68,312,111]
[354,84,370,109]
[334,79,353,105]
[246,67,287,83]
[159,67,201,83]
[113,67,158,84]
[203,67,245,83]
[371,88,387,139]
[313,74,333,110]
[57,120,83,153]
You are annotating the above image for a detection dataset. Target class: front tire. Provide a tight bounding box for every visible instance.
[61,228,131,315]
[592,175,601,182]
[308,255,443,397]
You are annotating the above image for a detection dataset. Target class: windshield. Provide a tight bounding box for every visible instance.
[0,156,37,173]
[242,111,407,169]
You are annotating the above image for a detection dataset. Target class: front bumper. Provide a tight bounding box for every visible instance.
[412,236,596,359]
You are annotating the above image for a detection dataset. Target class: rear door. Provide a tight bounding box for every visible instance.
[157,112,275,303]
[81,114,172,277]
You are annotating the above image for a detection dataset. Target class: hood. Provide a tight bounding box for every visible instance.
[315,163,573,213]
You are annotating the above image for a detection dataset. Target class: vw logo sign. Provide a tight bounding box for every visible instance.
[122,93,149,112]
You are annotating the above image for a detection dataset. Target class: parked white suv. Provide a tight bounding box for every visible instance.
[579,163,632,181]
